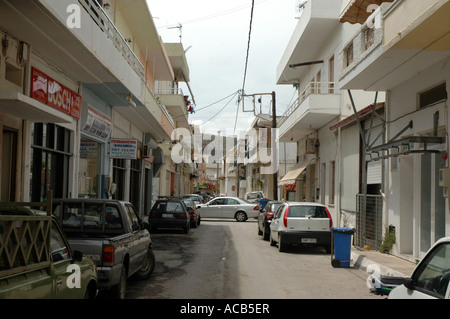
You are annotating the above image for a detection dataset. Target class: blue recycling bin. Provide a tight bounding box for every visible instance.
[331,227,355,268]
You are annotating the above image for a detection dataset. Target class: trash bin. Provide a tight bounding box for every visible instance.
[331,227,355,268]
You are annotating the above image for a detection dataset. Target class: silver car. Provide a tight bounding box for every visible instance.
[197,196,260,222]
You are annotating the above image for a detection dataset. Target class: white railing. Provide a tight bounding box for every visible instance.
[155,87,185,96]
[78,0,145,80]
[278,81,337,127]
[157,99,176,128]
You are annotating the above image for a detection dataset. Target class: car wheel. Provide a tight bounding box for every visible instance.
[183,222,190,234]
[269,232,276,246]
[112,266,127,299]
[278,235,287,252]
[191,220,197,228]
[258,223,263,236]
[197,216,201,225]
[262,224,269,241]
[235,211,247,222]
[134,249,155,280]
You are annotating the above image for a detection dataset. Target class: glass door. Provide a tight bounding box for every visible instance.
[420,152,446,256]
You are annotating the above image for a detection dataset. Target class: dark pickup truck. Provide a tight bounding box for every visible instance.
[52,198,155,299]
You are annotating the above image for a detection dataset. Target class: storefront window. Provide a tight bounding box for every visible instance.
[30,123,71,202]
[79,137,102,198]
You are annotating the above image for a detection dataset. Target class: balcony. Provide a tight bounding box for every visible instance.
[276,0,342,84]
[339,0,450,91]
[278,82,340,142]
[0,0,175,141]
[156,87,189,130]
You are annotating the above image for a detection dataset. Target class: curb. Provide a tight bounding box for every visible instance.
[351,250,409,277]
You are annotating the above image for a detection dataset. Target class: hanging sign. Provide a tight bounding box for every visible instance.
[109,138,138,159]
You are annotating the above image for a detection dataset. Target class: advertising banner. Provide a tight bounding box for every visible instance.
[30,67,81,119]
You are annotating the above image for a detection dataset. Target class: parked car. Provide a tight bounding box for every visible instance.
[181,197,201,228]
[182,194,203,205]
[245,191,265,204]
[389,237,450,299]
[0,203,98,299]
[52,198,154,299]
[269,202,333,253]
[197,196,260,222]
[149,198,190,233]
[258,201,283,240]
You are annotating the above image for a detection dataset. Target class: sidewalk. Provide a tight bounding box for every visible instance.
[350,246,417,277]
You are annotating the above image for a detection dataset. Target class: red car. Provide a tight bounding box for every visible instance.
[181,198,201,228]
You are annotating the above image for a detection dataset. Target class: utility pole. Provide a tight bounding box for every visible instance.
[272,91,278,200]
[241,91,279,200]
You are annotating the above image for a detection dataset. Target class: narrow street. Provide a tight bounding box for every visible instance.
[126,219,383,299]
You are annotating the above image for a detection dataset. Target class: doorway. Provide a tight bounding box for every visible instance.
[420,152,446,256]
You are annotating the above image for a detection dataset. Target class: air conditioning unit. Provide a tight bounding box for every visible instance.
[305,138,318,154]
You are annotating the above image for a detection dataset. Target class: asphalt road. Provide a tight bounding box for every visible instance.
[125,219,384,299]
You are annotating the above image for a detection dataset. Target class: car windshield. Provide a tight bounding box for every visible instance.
[55,203,123,231]
[288,206,328,218]
[152,201,184,213]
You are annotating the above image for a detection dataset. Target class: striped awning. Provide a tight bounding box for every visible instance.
[279,159,314,186]
[339,0,393,24]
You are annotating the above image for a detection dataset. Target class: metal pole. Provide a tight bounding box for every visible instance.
[272,91,278,200]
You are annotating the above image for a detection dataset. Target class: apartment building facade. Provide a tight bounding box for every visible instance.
[339,0,450,260]
[0,0,192,215]
[276,0,380,227]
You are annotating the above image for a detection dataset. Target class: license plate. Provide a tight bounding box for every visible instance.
[301,238,317,243]
[162,214,174,218]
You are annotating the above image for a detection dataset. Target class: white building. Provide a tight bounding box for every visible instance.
[339,0,450,260]
[276,0,381,227]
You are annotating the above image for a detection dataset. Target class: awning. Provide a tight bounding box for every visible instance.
[0,91,73,123]
[278,159,314,186]
[339,0,393,24]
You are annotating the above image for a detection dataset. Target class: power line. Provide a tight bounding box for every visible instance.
[234,0,255,134]
[201,91,239,125]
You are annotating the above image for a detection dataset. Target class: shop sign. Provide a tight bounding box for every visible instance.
[82,106,112,139]
[109,138,137,159]
[30,67,81,119]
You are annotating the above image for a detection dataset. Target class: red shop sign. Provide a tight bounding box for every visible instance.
[30,67,81,119]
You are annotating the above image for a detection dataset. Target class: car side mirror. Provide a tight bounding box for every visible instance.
[72,250,83,263]
[403,277,414,290]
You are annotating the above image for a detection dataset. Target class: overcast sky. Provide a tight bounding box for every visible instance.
[146,0,300,137]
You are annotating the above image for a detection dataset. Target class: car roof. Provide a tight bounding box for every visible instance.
[284,201,326,207]
[53,198,132,205]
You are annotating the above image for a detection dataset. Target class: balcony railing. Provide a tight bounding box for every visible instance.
[157,99,176,128]
[278,81,337,127]
[155,87,185,96]
[79,0,145,80]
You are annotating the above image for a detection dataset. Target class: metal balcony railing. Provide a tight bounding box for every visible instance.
[278,81,337,127]
[157,99,176,128]
[155,87,185,96]
[78,0,145,80]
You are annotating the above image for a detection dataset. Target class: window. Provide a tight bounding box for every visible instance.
[414,243,450,298]
[288,205,329,218]
[419,83,447,109]
[50,223,70,262]
[30,123,71,202]
[79,137,102,198]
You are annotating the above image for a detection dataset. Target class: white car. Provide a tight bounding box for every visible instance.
[389,237,450,299]
[244,191,265,204]
[269,202,333,253]
[197,196,260,221]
